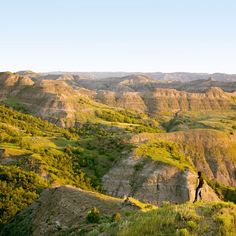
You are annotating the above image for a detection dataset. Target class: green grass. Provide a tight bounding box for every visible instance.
[1,97,32,114]
[0,105,136,224]
[106,202,236,236]
[134,140,194,171]
[51,137,78,148]
[0,143,21,149]
[163,111,236,133]
[0,105,93,224]
[71,124,133,189]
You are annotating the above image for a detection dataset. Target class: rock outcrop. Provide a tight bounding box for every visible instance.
[103,154,219,205]
[0,186,141,236]
[0,72,34,98]
[93,87,234,114]
[102,129,236,205]
[130,130,236,188]
[95,90,148,113]
[141,87,233,114]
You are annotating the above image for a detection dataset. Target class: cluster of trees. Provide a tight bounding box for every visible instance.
[0,147,93,225]
[0,165,47,224]
[0,105,93,225]
[95,109,142,124]
[0,104,78,139]
[95,109,161,132]
[65,123,132,190]
[125,124,163,134]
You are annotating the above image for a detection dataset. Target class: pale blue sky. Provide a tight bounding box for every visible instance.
[0,0,236,73]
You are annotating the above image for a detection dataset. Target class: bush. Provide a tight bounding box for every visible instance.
[86,207,100,223]
[112,212,121,222]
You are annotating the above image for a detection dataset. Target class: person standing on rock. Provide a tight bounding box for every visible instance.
[193,171,204,203]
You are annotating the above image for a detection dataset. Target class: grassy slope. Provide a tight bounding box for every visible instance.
[131,129,236,203]
[163,111,236,133]
[133,139,193,171]
[0,105,92,224]
[131,109,236,203]
[0,104,163,225]
[0,186,156,236]
[105,202,236,236]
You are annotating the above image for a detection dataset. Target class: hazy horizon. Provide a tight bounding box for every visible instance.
[8,70,236,75]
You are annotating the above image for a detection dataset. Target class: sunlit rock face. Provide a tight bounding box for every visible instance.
[102,155,219,205]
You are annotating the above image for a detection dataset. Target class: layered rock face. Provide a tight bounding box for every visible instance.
[94,87,234,114]
[160,131,236,188]
[17,79,99,127]
[103,129,236,204]
[1,72,236,126]
[75,74,236,113]
[79,74,235,113]
[103,155,219,205]
[95,91,148,113]
[131,130,236,188]
[0,72,34,98]
[0,73,97,127]
[15,80,79,126]
[142,87,233,114]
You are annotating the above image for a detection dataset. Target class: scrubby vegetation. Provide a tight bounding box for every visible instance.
[1,97,31,114]
[0,166,47,225]
[209,181,236,203]
[96,109,163,134]
[105,202,236,236]
[163,111,236,133]
[86,207,100,223]
[112,212,122,222]
[67,123,132,189]
[0,105,95,224]
[134,140,193,171]
[0,105,133,224]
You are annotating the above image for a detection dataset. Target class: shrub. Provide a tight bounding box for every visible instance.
[112,212,122,222]
[177,228,190,236]
[86,207,100,223]
[134,162,145,171]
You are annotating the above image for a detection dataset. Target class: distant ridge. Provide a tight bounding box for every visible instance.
[41,71,236,81]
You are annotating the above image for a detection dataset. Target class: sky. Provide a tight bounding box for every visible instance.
[0,0,236,73]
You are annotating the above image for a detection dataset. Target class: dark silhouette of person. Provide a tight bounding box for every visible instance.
[193,171,204,203]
